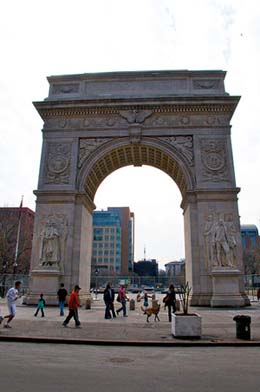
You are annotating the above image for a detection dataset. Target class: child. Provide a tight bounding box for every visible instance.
[143,292,149,313]
[34,293,45,317]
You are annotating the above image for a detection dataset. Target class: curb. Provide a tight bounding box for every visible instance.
[1,335,260,347]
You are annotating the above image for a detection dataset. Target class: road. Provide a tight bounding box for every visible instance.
[1,342,259,392]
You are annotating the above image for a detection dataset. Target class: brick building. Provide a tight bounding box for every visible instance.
[0,207,35,275]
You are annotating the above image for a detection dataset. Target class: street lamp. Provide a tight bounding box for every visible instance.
[95,269,99,300]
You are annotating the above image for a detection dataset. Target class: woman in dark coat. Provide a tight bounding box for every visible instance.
[103,283,116,319]
[164,283,176,322]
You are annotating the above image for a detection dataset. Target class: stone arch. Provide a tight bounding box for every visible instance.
[78,137,195,203]
[27,70,249,307]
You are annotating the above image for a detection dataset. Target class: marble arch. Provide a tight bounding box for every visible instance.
[27,70,249,307]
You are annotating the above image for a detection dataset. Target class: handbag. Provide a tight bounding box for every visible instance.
[116,294,121,303]
[163,294,170,304]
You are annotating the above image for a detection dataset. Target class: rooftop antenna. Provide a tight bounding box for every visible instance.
[144,244,146,261]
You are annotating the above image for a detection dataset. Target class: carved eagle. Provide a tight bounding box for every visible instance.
[119,110,153,124]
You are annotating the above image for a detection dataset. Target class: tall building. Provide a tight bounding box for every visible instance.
[241,224,259,249]
[0,207,35,274]
[92,207,134,274]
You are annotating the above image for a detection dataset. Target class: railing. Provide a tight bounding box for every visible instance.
[0,274,29,297]
[90,274,185,291]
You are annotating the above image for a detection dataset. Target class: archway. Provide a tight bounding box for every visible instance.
[27,70,248,307]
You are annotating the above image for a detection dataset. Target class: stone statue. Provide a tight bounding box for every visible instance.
[204,215,237,269]
[204,214,216,267]
[213,219,233,268]
[40,220,60,266]
[226,217,237,266]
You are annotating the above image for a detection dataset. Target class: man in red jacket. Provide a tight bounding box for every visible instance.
[62,285,81,328]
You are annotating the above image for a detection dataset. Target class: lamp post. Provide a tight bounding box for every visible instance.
[95,269,99,300]
[1,261,8,297]
[13,262,18,276]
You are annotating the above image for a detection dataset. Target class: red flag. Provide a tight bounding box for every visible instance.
[18,196,23,219]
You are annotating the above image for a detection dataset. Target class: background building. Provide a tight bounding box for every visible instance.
[165,259,185,285]
[134,259,158,277]
[0,207,35,275]
[240,224,260,280]
[241,224,259,249]
[92,207,134,274]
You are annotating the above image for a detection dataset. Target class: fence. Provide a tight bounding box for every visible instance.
[90,274,185,292]
[2,273,257,298]
[0,274,29,298]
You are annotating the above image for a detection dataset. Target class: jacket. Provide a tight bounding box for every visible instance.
[68,290,80,310]
[103,288,115,303]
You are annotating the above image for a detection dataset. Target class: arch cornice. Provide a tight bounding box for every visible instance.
[34,96,240,121]
[78,137,195,203]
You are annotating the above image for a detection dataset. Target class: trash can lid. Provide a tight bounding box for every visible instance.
[233,315,251,322]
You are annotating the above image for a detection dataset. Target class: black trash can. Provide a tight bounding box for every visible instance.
[233,315,251,340]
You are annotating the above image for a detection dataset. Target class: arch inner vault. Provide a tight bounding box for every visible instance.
[27,70,248,307]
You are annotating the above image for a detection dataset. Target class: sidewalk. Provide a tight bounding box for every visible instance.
[1,295,260,346]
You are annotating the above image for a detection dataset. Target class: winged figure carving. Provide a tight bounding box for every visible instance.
[119,110,153,124]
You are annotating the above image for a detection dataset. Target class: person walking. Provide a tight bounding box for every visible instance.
[116,284,128,317]
[57,283,68,316]
[103,283,116,319]
[257,287,260,302]
[0,307,3,325]
[34,293,46,317]
[62,285,81,328]
[163,283,176,322]
[3,281,21,328]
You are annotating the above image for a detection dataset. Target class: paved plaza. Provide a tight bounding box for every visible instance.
[0,294,260,345]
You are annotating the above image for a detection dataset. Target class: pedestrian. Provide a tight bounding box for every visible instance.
[57,283,68,316]
[0,308,3,325]
[257,287,260,302]
[163,283,176,322]
[116,284,128,317]
[62,285,81,328]
[103,283,116,319]
[3,281,21,328]
[34,293,46,317]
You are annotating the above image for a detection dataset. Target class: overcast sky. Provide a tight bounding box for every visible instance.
[0,0,259,268]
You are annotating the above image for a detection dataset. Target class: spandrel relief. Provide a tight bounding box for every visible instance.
[39,215,68,269]
[78,138,112,168]
[44,142,71,184]
[204,213,238,270]
[160,136,193,166]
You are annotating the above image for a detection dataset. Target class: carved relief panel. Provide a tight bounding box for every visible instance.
[200,138,229,182]
[44,142,72,184]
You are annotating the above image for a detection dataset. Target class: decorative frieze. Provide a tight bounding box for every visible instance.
[44,142,71,184]
[193,79,221,90]
[52,83,80,95]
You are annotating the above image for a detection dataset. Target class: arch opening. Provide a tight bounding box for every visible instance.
[93,165,185,268]
[81,142,192,204]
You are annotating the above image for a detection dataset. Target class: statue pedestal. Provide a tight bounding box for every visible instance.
[26,267,61,305]
[210,268,245,307]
